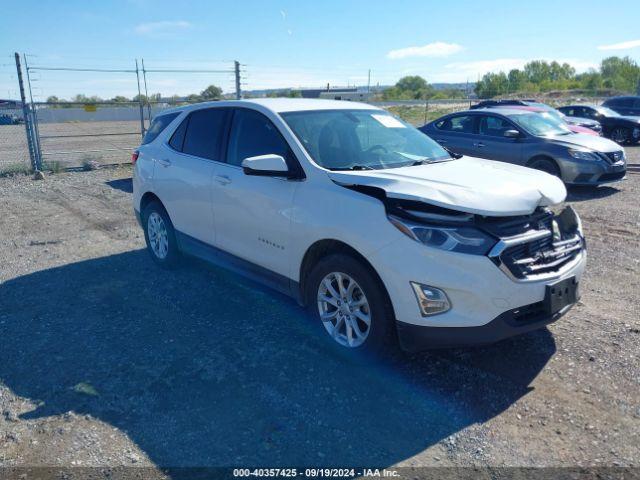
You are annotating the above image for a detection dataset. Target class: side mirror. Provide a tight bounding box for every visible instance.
[504,129,521,139]
[242,154,291,178]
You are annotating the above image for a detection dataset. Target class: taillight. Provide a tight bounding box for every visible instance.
[131,150,139,164]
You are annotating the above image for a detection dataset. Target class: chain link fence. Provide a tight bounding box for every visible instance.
[0,101,32,174]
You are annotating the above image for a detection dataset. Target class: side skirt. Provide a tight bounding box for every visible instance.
[175,231,303,304]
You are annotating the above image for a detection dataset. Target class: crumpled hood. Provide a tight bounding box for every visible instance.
[328,156,567,216]
[550,132,622,152]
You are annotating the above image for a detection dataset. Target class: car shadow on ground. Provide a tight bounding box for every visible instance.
[566,185,622,202]
[105,178,133,193]
[0,250,556,468]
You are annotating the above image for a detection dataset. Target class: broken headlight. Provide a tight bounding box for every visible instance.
[388,215,496,255]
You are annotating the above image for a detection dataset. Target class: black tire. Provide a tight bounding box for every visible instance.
[305,253,396,359]
[528,157,561,178]
[610,127,631,145]
[142,200,180,268]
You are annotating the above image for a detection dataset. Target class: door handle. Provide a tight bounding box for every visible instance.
[158,158,171,167]
[474,142,486,148]
[214,175,231,185]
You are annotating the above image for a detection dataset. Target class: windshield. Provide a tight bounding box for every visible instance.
[281,109,451,170]
[544,109,566,122]
[506,111,572,136]
[595,106,620,117]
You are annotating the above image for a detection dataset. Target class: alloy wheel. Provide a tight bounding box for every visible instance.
[147,212,169,259]
[611,128,628,144]
[317,272,371,348]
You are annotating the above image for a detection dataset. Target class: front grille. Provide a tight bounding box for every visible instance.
[500,233,582,279]
[479,209,552,238]
[487,207,584,281]
[604,151,625,164]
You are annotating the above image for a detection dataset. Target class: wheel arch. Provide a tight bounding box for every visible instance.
[526,155,561,176]
[139,191,163,214]
[298,239,396,319]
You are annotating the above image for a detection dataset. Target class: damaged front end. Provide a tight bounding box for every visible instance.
[351,185,585,282]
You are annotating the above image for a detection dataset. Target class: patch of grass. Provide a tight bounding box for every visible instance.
[386,105,455,126]
[81,155,102,171]
[42,160,64,174]
[0,163,32,177]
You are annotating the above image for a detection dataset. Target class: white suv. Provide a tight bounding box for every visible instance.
[133,99,586,355]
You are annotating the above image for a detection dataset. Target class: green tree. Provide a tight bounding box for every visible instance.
[475,72,509,98]
[111,95,130,103]
[396,76,428,92]
[46,95,60,103]
[201,84,222,100]
[382,76,435,100]
[600,56,640,92]
[507,69,526,93]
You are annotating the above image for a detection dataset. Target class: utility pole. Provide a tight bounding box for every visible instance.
[234,61,241,99]
[14,53,38,171]
[141,58,152,124]
[367,69,371,94]
[135,59,145,137]
[23,54,42,166]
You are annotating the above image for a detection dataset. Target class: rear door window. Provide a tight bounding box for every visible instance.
[435,115,475,133]
[142,112,179,144]
[182,108,229,160]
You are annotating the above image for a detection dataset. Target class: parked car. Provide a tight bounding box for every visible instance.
[420,108,626,185]
[481,105,599,136]
[472,99,602,134]
[133,99,586,356]
[558,105,640,144]
[602,96,640,117]
[0,113,21,125]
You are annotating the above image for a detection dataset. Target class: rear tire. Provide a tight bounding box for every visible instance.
[305,253,396,359]
[142,200,180,269]
[528,157,561,179]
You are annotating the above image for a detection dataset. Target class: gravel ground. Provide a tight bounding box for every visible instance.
[0,149,639,476]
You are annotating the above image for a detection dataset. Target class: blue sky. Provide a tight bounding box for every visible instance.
[1,0,639,99]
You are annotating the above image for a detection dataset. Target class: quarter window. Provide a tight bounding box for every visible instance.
[227,109,291,167]
[182,108,229,160]
[168,116,188,151]
[142,112,179,145]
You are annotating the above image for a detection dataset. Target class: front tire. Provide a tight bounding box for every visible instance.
[610,127,630,145]
[142,201,180,268]
[529,157,561,179]
[306,254,396,357]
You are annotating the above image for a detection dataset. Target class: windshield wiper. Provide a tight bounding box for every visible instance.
[331,164,375,171]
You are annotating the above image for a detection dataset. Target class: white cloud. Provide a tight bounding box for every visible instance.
[387,42,463,60]
[598,39,640,51]
[134,20,192,37]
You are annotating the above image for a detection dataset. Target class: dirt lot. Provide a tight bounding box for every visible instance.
[0,149,639,475]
